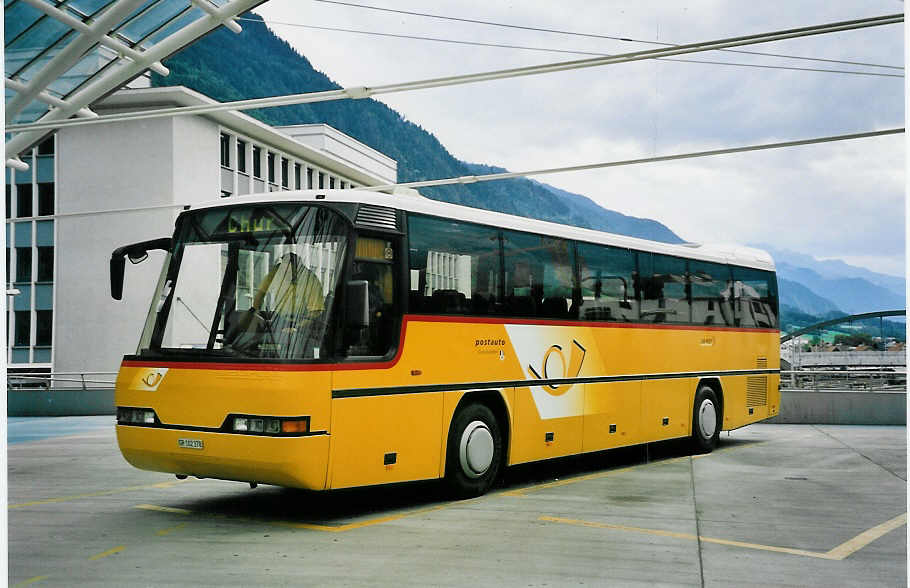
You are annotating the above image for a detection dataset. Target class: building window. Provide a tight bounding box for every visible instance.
[14,311,30,347]
[15,248,32,282]
[37,183,54,216]
[318,172,325,190]
[281,158,289,188]
[36,246,53,282]
[307,168,314,189]
[237,140,247,173]
[340,181,347,189]
[35,310,52,346]
[6,184,11,219]
[16,184,33,218]
[267,152,276,183]
[253,146,262,178]
[37,137,54,155]
[294,163,302,189]
[329,177,336,189]
[220,133,231,168]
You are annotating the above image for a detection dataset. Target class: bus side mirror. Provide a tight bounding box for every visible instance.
[110,255,126,300]
[346,280,370,328]
[110,237,171,300]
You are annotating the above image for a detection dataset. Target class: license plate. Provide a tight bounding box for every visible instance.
[178,438,204,450]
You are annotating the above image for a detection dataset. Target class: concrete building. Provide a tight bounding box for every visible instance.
[6,85,397,380]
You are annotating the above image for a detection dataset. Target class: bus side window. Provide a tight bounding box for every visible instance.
[689,261,733,326]
[343,236,399,357]
[407,214,500,316]
[576,242,637,322]
[732,266,778,329]
[639,253,690,324]
[501,230,575,319]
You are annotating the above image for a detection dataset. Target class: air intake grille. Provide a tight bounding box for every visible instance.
[356,205,398,230]
[756,357,768,368]
[746,376,768,407]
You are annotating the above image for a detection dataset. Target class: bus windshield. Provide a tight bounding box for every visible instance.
[137,204,349,360]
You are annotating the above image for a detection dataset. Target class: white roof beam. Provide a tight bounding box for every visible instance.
[22,0,169,76]
[189,0,243,34]
[5,0,266,161]
[5,77,97,118]
[6,0,162,124]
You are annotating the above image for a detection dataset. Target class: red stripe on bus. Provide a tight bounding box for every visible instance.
[404,314,779,333]
[119,315,777,372]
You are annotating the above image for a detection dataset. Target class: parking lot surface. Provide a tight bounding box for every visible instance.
[8,422,907,587]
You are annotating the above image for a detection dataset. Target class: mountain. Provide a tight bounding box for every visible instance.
[150,12,683,243]
[463,163,683,243]
[777,278,840,316]
[775,262,904,315]
[757,244,905,299]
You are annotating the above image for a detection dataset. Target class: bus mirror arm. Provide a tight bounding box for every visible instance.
[110,237,172,300]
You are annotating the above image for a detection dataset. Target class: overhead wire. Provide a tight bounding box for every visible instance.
[6,12,903,134]
[32,128,905,218]
[248,20,903,78]
[310,0,904,71]
[356,128,905,191]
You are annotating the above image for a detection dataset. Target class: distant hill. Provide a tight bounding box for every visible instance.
[151,12,683,243]
[775,262,904,315]
[757,244,905,297]
[777,278,840,316]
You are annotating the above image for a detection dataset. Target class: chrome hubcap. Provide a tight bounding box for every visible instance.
[698,399,717,439]
[459,421,494,478]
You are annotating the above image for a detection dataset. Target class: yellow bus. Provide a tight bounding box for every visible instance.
[111,190,779,496]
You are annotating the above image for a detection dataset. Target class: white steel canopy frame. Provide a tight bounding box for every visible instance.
[4,0,267,166]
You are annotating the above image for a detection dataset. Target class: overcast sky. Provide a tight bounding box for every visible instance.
[256,1,905,276]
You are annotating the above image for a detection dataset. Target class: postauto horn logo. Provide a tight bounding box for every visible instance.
[134,368,169,392]
[527,340,586,396]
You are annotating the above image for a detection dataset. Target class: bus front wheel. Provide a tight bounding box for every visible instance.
[445,403,503,497]
[691,384,721,453]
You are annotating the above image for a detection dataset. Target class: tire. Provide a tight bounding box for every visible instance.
[691,384,721,453]
[445,403,503,498]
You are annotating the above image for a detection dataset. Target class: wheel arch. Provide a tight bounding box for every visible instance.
[696,377,724,429]
[449,390,511,467]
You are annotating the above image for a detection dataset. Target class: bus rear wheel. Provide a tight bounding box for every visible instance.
[445,403,503,498]
[691,384,721,453]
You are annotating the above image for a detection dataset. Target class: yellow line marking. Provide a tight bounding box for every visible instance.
[9,480,188,509]
[88,545,125,561]
[540,513,908,560]
[12,576,49,587]
[825,512,908,560]
[135,502,451,533]
[156,522,189,536]
[136,504,192,515]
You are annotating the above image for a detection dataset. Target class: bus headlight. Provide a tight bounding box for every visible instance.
[228,415,309,436]
[117,407,158,425]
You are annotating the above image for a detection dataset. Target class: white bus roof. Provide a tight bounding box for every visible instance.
[188,189,776,272]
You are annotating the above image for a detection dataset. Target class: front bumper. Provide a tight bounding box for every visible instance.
[116,425,330,490]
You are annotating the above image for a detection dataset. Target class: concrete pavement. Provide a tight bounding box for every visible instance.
[8,422,907,587]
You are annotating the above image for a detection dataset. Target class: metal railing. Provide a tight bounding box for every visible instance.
[780,369,906,393]
[7,372,117,391]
